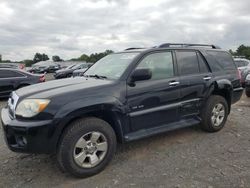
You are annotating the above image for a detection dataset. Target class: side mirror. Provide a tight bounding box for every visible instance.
[131,68,152,82]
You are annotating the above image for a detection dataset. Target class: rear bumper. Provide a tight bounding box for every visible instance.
[232,87,243,104]
[1,107,55,154]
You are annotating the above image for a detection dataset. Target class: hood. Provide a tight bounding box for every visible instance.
[16,77,114,99]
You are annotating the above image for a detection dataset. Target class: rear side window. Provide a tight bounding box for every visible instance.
[206,51,236,70]
[176,51,199,75]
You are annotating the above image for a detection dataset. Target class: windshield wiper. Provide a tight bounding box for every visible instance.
[85,74,107,79]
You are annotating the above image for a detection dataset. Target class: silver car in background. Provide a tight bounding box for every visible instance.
[234,57,250,87]
[72,63,93,77]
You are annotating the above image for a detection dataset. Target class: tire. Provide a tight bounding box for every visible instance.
[201,95,228,132]
[57,117,116,178]
[246,88,250,97]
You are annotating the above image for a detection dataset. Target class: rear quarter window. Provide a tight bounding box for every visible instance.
[206,51,236,71]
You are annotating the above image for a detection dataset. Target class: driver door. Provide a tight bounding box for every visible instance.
[126,51,181,131]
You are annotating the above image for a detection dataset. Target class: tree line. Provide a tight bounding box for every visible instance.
[0,50,114,67]
[229,45,250,59]
[1,45,249,67]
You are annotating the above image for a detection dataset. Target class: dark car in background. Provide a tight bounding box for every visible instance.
[54,63,91,79]
[0,63,25,70]
[28,62,61,74]
[0,68,45,98]
[72,63,93,77]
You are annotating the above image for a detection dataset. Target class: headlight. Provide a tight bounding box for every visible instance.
[16,99,50,117]
[246,74,250,81]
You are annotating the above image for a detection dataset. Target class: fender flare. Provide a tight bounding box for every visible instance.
[51,96,126,150]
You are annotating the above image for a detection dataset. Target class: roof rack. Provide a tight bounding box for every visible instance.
[125,48,145,51]
[158,43,221,49]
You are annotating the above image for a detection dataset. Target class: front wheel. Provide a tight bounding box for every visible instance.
[57,117,116,178]
[201,95,228,132]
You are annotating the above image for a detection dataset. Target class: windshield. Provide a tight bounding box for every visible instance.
[84,53,139,79]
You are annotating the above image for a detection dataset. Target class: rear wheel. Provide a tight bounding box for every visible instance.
[201,95,228,132]
[57,117,116,178]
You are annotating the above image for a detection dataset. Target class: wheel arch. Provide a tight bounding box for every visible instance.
[54,99,126,152]
[210,79,233,113]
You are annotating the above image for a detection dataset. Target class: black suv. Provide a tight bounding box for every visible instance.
[1,43,243,177]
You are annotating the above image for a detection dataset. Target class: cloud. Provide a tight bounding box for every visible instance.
[0,0,249,61]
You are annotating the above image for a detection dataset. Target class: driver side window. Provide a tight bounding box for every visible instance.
[136,52,174,80]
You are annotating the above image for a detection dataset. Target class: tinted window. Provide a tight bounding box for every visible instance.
[176,51,199,75]
[206,51,235,70]
[197,52,209,73]
[0,70,24,78]
[136,52,174,80]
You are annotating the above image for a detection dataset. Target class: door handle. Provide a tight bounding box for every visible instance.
[203,76,211,81]
[169,81,180,86]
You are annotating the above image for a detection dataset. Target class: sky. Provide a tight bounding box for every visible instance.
[0,0,250,61]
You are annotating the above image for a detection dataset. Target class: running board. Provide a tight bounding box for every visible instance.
[124,119,200,142]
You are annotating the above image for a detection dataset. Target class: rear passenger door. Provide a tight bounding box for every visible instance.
[175,50,212,118]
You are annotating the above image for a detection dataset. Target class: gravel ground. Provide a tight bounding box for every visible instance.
[0,74,250,188]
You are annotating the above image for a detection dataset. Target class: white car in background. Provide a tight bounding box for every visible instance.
[234,57,250,71]
[245,74,250,97]
[234,57,250,87]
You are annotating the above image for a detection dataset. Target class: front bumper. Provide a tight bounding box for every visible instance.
[1,107,54,154]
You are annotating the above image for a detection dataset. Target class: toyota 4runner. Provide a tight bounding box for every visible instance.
[1,43,243,177]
